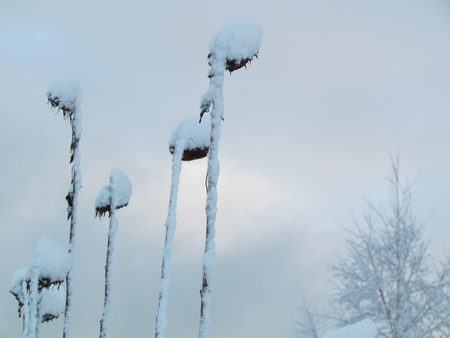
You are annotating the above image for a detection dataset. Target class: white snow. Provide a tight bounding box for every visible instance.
[110,169,132,207]
[9,238,69,338]
[95,169,132,209]
[156,128,186,338]
[95,185,112,209]
[198,16,262,338]
[97,169,131,338]
[39,286,65,320]
[322,319,377,338]
[46,76,84,338]
[28,237,71,283]
[47,77,82,113]
[9,267,27,298]
[209,16,263,62]
[168,115,210,151]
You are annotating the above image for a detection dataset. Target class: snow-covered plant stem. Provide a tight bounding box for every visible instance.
[199,58,224,338]
[28,269,39,338]
[155,139,186,338]
[198,17,262,338]
[99,205,118,338]
[95,169,132,338]
[63,110,82,338]
[10,238,70,338]
[47,78,83,338]
[22,279,30,338]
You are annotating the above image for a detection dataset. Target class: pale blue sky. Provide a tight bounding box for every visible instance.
[1,1,450,338]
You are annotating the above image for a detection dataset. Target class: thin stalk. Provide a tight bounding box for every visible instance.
[155,139,185,338]
[199,57,225,338]
[22,279,30,338]
[29,269,39,338]
[63,110,82,338]
[99,206,118,338]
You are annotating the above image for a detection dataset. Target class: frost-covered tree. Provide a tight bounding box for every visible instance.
[9,237,70,338]
[293,156,450,338]
[95,169,132,338]
[155,115,210,338]
[46,77,83,338]
[290,297,324,338]
[198,16,262,338]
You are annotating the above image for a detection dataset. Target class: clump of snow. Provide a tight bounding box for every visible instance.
[95,169,132,217]
[95,185,112,210]
[28,237,71,284]
[9,238,68,328]
[322,319,377,338]
[9,267,27,298]
[169,115,211,151]
[47,77,82,114]
[39,286,66,322]
[110,169,132,207]
[208,16,263,70]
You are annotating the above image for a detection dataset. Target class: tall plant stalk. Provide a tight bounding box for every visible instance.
[99,206,117,338]
[63,109,82,338]
[155,115,210,338]
[199,58,224,338]
[198,16,262,338]
[95,169,132,338]
[47,78,83,338]
[155,139,185,338]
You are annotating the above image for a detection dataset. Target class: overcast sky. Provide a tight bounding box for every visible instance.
[1,1,450,338]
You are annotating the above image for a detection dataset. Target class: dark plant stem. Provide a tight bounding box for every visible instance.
[63,111,82,338]
[99,206,117,338]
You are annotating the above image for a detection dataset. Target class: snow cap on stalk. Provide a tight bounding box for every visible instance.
[168,115,211,161]
[9,267,66,322]
[46,77,82,117]
[9,267,27,306]
[95,169,132,218]
[28,237,71,287]
[208,16,263,72]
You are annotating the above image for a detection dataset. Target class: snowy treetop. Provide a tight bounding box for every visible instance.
[168,115,210,151]
[47,77,82,114]
[95,169,132,216]
[322,319,377,338]
[209,16,263,65]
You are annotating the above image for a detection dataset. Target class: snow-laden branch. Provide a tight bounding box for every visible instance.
[328,159,450,338]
